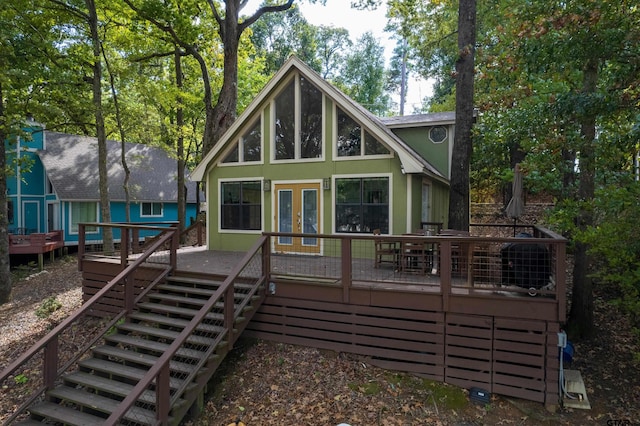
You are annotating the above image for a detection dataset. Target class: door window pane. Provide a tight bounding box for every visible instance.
[302,189,318,245]
[278,189,293,244]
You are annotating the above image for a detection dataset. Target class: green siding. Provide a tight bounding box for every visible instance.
[391,127,451,178]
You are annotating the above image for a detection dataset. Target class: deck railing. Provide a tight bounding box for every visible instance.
[104,235,268,425]
[0,223,178,424]
[264,225,566,321]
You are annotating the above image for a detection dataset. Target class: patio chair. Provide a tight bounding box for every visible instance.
[373,229,399,269]
[400,237,432,274]
[438,229,471,277]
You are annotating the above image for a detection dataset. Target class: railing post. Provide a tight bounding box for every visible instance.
[43,336,58,392]
[78,224,85,272]
[555,241,567,323]
[120,226,129,270]
[263,236,270,290]
[440,240,452,312]
[170,225,178,271]
[341,238,352,303]
[197,220,203,246]
[132,228,140,253]
[225,286,235,349]
[156,364,170,425]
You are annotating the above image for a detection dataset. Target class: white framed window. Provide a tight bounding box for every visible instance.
[429,126,448,143]
[220,180,262,230]
[70,202,98,233]
[335,175,391,234]
[335,106,390,158]
[221,116,262,164]
[272,74,324,162]
[141,202,163,217]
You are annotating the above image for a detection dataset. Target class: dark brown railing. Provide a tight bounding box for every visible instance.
[104,235,268,425]
[264,225,566,322]
[0,223,178,425]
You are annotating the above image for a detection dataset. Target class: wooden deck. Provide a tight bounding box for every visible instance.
[0,223,567,425]
[8,230,65,270]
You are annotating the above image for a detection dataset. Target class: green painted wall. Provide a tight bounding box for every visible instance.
[391,127,451,178]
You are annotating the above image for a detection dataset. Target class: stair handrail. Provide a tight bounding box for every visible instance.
[0,224,178,423]
[104,235,269,425]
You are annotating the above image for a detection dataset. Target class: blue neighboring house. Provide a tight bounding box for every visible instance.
[5,122,201,246]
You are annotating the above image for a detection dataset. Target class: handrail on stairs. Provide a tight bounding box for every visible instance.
[0,223,179,425]
[104,235,269,425]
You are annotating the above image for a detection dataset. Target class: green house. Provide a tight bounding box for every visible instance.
[192,56,455,253]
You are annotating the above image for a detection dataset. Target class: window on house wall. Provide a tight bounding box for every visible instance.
[335,177,389,234]
[222,118,262,163]
[221,181,262,230]
[274,75,323,161]
[336,107,389,157]
[141,202,163,217]
[70,202,97,233]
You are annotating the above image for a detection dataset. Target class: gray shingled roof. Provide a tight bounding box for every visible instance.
[39,132,199,202]
[380,112,456,127]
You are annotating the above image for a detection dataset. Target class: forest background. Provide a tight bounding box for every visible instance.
[1,0,639,346]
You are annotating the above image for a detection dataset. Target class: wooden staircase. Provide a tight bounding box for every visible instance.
[19,272,265,425]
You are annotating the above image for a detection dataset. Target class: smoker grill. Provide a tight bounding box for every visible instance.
[501,233,551,292]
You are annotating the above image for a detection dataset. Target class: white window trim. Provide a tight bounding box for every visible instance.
[220,112,264,166]
[69,201,99,235]
[271,73,325,164]
[331,172,393,235]
[218,177,264,234]
[332,104,393,161]
[140,202,163,218]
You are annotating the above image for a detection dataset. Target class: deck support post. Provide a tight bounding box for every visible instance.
[341,238,351,303]
[440,240,452,312]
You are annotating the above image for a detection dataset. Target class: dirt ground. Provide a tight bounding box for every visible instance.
[1,256,639,426]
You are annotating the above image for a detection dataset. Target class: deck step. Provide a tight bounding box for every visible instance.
[104,333,207,361]
[28,401,105,425]
[117,322,219,346]
[127,312,225,334]
[78,358,187,391]
[92,345,198,375]
[167,275,255,290]
[47,385,159,424]
[136,302,224,320]
[156,283,217,297]
[147,293,243,309]
[63,371,156,405]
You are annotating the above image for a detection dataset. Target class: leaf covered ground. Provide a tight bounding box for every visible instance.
[1,255,639,425]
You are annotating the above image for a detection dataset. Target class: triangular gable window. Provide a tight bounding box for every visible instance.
[337,107,389,157]
[222,118,261,164]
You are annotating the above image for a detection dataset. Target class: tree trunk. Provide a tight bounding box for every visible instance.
[86,0,113,253]
[568,59,598,339]
[103,49,131,223]
[206,1,241,155]
[448,0,476,231]
[0,83,11,304]
[175,48,186,243]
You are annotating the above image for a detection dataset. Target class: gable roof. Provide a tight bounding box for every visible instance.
[39,132,198,202]
[191,56,448,185]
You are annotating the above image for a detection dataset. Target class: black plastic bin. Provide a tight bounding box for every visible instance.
[501,233,551,291]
